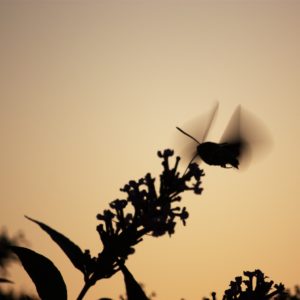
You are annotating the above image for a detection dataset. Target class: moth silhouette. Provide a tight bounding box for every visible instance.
[176,103,272,169]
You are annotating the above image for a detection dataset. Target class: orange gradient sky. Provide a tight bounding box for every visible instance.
[1,1,300,299]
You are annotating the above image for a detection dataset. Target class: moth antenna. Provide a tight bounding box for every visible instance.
[176,127,200,144]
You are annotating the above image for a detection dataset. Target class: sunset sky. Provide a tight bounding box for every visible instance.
[1,1,300,299]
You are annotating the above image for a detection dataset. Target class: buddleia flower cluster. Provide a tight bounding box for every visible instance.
[95,149,204,271]
[203,269,285,300]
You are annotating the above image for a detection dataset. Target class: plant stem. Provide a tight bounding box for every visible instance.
[77,281,92,300]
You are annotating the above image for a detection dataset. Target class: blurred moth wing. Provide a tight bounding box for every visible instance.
[176,102,219,164]
[220,105,273,170]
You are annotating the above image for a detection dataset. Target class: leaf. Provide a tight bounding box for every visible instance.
[120,264,149,300]
[11,246,67,300]
[0,278,13,283]
[25,216,86,275]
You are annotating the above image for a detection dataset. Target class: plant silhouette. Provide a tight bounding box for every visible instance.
[0,228,26,276]
[0,229,37,299]
[8,149,204,299]
[2,149,297,300]
[203,269,285,300]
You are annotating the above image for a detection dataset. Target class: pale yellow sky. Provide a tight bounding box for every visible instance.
[1,1,300,299]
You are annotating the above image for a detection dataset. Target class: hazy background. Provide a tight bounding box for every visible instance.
[1,0,299,299]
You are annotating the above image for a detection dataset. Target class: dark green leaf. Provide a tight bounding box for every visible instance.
[11,246,67,300]
[25,216,86,275]
[120,264,149,300]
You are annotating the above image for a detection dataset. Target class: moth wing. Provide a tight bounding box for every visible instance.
[220,105,273,169]
[175,102,219,164]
